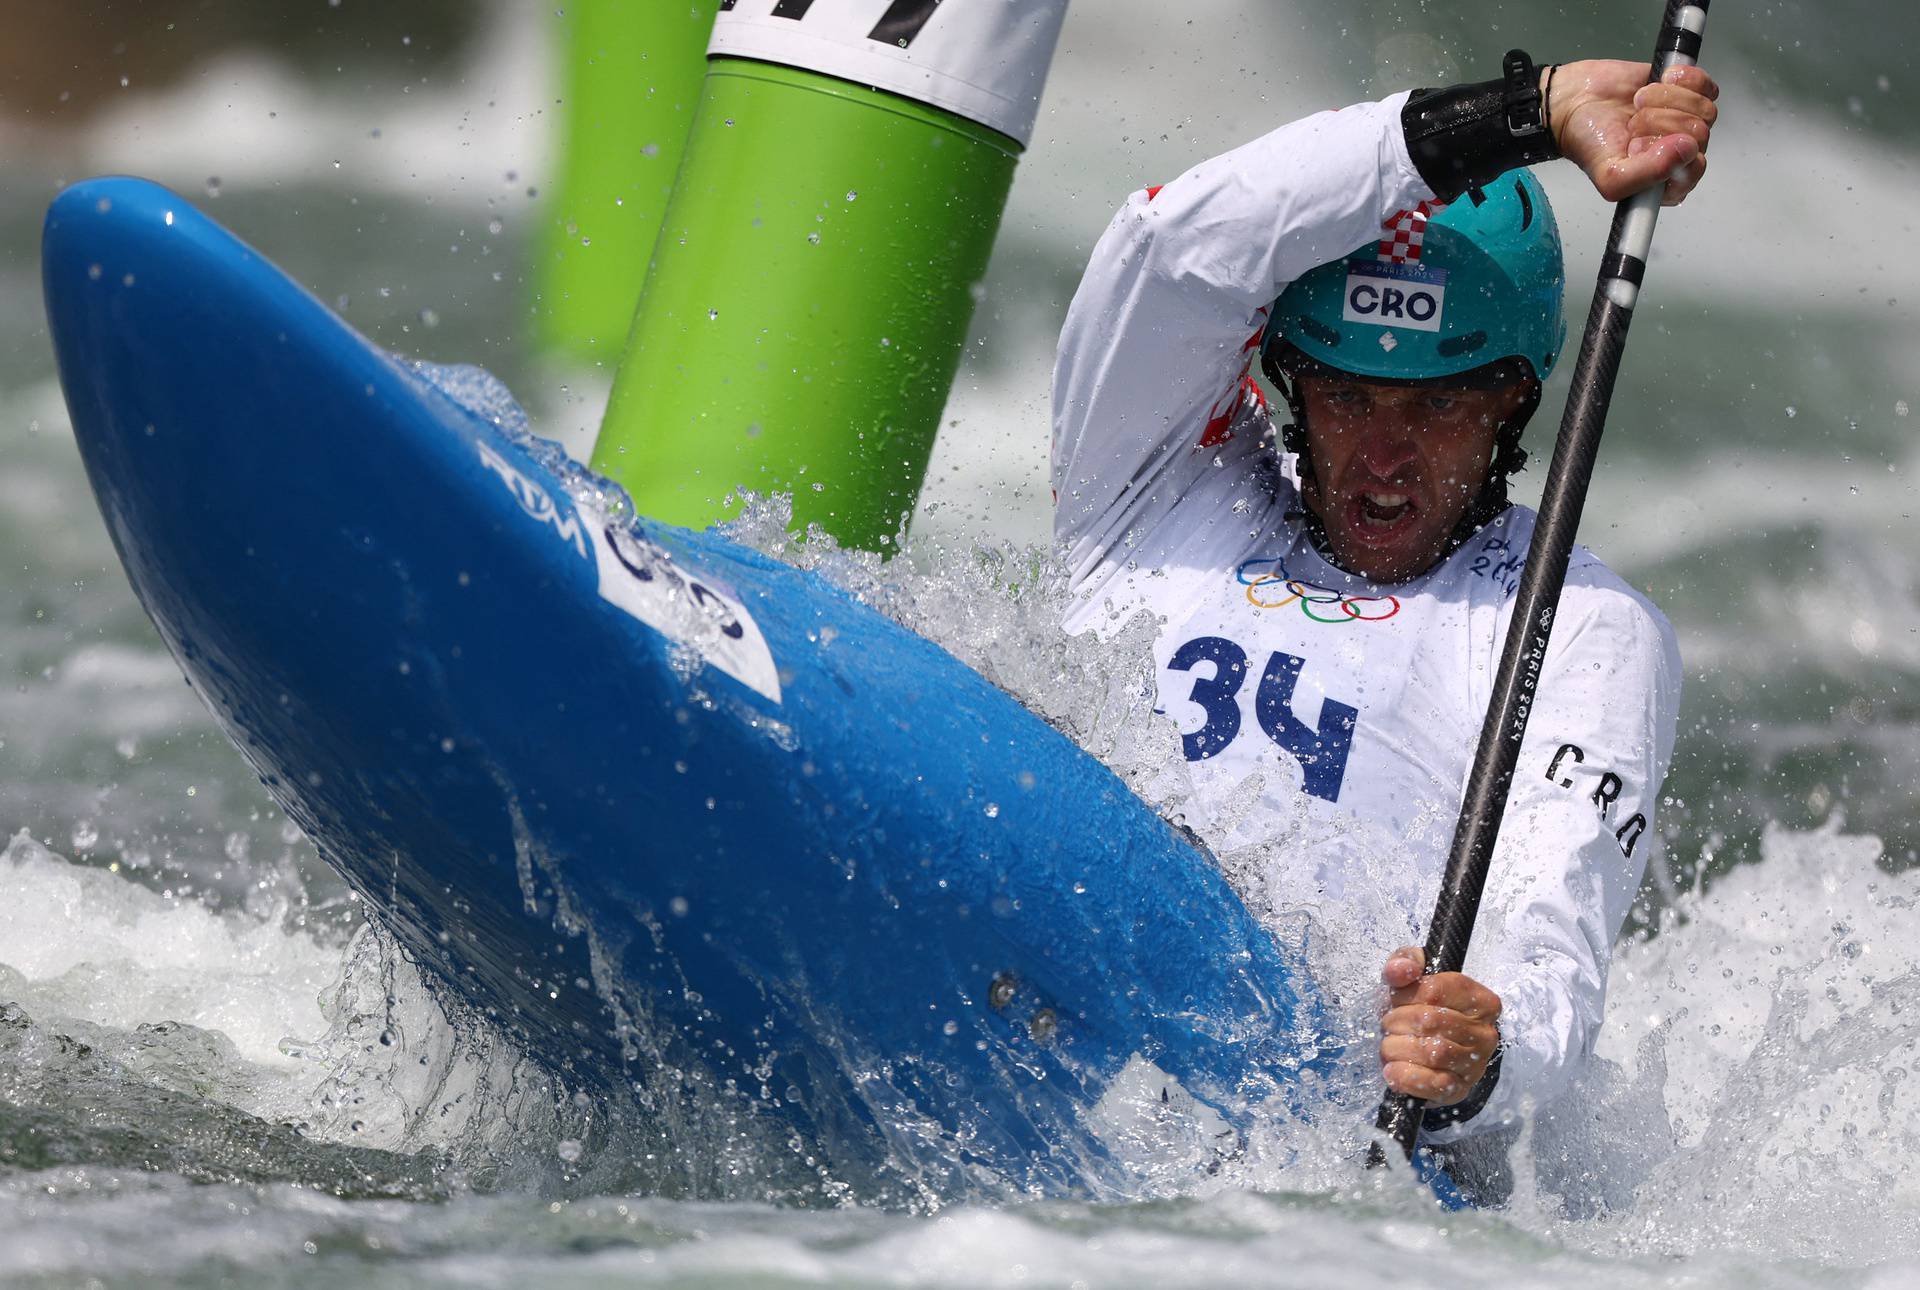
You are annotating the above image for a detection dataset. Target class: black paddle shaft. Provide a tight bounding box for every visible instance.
[1371,0,1713,1166]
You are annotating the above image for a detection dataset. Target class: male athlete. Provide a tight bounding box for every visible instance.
[1053,56,1716,1154]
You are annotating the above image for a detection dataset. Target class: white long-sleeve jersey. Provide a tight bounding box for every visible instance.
[1051,93,1682,1142]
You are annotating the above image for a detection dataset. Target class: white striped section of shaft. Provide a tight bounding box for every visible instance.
[1604,4,1709,308]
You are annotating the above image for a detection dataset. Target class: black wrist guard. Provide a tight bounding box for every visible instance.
[1402,49,1559,202]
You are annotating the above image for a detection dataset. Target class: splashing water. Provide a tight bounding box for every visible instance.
[4,360,1918,1285]
[368,368,1920,1232]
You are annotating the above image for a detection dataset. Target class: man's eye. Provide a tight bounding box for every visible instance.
[1425,396,1459,413]
[1328,389,1363,406]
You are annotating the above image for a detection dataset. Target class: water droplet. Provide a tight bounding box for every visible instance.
[707,308,719,321]
[669,896,690,916]
[557,1139,584,1163]
[845,190,858,202]
[205,177,222,197]
[806,232,821,245]
[983,802,1000,818]
[988,973,1017,1009]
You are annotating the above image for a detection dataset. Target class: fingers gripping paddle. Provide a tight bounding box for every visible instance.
[1370,0,1714,1168]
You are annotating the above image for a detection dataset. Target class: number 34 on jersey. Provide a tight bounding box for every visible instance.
[1162,636,1357,803]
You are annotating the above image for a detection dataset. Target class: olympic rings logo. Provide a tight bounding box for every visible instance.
[1235,557,1400,624]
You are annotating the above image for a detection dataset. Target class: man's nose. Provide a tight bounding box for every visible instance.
[1356,422,1419,478]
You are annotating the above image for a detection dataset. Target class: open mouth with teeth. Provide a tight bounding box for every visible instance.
[1351,488,1419,536]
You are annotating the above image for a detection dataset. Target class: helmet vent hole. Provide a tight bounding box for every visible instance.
[1300,316,1340,348]
[1437,330,1489,359]
[1515,179,1534,232]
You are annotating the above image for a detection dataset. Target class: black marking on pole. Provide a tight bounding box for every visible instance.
[1600,253,1647,287]
[1659,26,1703,59]
[771,0,817,19]
[868,0,942,48]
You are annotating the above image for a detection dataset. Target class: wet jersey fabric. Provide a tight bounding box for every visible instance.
[1051,93,1682,1142]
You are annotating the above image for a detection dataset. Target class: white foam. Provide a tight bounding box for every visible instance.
[0,829,336,1067]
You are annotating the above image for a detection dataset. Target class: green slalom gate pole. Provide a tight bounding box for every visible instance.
[593,4,1069,552]
[534,0,720,364]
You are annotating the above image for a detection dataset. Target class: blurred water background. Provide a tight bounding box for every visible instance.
[1,1,1917,1285]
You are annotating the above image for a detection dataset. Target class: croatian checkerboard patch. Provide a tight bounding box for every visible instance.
[1377,199,1449,265]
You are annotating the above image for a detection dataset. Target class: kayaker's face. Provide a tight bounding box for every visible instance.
[1296,374,1528,583]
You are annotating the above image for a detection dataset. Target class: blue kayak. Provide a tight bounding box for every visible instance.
[42,177,1463,1205]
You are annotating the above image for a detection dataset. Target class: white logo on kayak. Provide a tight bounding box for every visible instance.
[473,440,781,703]
[1342,261,1448,334]
[475,441,591,562]
[593,522,783,705]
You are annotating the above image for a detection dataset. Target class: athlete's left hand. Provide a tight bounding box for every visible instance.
[1379,947,1502,1106]
[1547,59,1719,207]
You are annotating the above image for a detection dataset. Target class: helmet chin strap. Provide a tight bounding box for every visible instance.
[1271,370,1539,578]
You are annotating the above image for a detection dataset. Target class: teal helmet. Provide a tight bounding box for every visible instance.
[1262,172,1567,525]
[1262,170,1566,388]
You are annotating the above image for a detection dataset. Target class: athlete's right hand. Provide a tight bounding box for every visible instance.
[1546,59,1718,207]
[1379,946,1502,1106]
